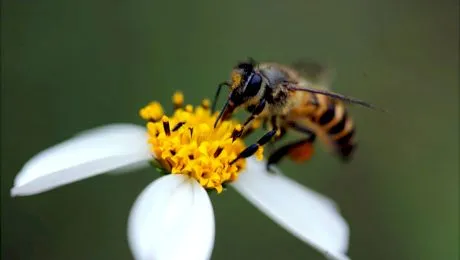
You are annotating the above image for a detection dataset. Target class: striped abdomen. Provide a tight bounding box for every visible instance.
[309,94,357,161]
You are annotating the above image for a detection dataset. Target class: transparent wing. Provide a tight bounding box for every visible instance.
[290,59,382,111]
[290,59,336,89]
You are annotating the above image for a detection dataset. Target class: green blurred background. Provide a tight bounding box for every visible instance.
[1,0,458,259]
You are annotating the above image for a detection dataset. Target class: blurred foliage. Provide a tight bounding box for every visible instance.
[1,0,458,259]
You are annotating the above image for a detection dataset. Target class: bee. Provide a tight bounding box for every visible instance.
[212,58,380,169]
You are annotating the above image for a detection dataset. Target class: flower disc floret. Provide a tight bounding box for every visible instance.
[140,92,251,193]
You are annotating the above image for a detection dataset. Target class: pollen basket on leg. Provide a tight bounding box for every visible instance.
[140,92,252,193]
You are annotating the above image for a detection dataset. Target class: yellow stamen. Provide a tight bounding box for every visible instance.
[172,91,184,109]
[139,101,164,122]
[185,104,193,113]
[201,99,211,109]
[140,91,254,193]
[234,124,242,132]
[255,146,264,161]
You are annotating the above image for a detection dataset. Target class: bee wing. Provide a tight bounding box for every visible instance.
[290,60,383,111]
[290,59,336,90]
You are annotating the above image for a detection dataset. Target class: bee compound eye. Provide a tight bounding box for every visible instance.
[243,73,262,97]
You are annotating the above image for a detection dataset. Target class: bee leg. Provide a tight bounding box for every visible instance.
[267,127,287,153]
[266,134,317,172]
[211,82,231,113]
[230,115,277,165]
[234,99,266,138]
[242,99,266,127]
[239,105,261,139]
[266,121,315,172]
[230,129,277,165]
[287,121,315,135]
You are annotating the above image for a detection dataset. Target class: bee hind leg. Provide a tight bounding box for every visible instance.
[266,134,317,172]
[266,121,316,172]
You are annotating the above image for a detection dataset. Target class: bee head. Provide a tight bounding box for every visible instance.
[230,58,263,98]
[215,58,263,128]
[230,60,254,90]
[213,58,264,128]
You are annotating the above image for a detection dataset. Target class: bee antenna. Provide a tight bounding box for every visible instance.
[212,82,231,113]
[247,57,257,66]
[288,86,386,112]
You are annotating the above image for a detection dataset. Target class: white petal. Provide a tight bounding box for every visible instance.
[128,174,215,260]
[11,124,151,196]
[108,161,151,175]
[231,158,350,260]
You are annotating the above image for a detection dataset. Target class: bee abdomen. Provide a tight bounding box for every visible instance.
[327,112,347,134]
[312,99,357,161]
[334,123,356,161]
[318,104,335,125]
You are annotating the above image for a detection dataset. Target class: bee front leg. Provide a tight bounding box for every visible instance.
[234,99,266,138]
[211,82,231,113]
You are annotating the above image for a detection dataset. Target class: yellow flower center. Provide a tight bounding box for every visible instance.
[139,92,261,193]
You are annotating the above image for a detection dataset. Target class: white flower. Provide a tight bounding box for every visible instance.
[12,92,349,260]
[11,124,350,260]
